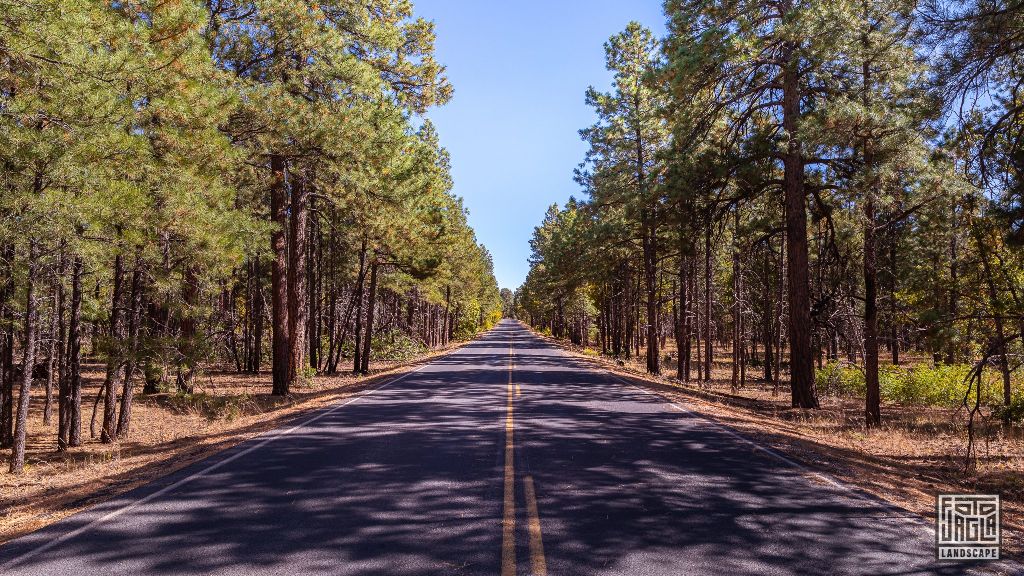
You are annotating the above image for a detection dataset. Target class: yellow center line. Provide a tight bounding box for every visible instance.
[524,475,548,576]
[501,332,516,576]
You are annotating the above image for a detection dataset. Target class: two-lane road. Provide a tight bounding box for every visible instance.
[0,320,990,574]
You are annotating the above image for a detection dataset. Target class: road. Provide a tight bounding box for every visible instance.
[0,320,995,575]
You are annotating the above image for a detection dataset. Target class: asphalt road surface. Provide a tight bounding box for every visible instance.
[0,320,1003,575]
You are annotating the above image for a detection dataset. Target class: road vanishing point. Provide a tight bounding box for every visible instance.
[0,321,999,575]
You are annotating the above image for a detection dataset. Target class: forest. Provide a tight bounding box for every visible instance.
[516,1,1024,438]
[0,0,501,475]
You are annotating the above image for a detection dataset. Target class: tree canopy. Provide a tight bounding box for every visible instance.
[518,2,1024,431]
[0,0,499,473]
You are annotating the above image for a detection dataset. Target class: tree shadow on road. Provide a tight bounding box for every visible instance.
[0,324,994,575]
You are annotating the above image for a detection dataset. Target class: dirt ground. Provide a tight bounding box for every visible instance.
[540,333,1024,560]
[0,344,463,545]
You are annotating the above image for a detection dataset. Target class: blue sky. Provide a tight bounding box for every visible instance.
[413,0,666,291]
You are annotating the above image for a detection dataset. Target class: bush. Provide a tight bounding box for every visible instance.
[372,329,427,362]
[816,362,1014,408]
[892,364,972,406]
[995,397,1024,426]
[816,361,864,397]
[167,392,255,422]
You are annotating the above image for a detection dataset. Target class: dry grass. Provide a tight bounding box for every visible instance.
[0,344,463,545]
[542,333,1024,558]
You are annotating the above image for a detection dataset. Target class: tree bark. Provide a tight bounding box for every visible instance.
[100,253,125,443]
[116,264,144,438]
[67,257,83,448]
[288,170,309,386]
[176,265,199,394]
[55,253,68,445]
[360,260,379,375]
[703,223,713,383]
[643,217,660,375]
[864,195,881,425]
[889,231,900,365]
[782,38,819,409]
[270,153,290,395]
[352,238,367,374]
[675,257,686,381]
[43,266,61,426]
[732,209,741,391]
[0,243,15,448]
[249,258,264,373]
[10,240,39,473]
[763,244,775,384]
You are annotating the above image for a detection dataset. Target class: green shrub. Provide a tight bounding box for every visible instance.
[372,329,427,362]
[167,392,254,422]
[816,361,864,397]
[816,362,1019,408]
[995,397,1024,426]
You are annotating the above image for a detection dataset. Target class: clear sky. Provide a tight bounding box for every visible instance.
[413,0,667,291]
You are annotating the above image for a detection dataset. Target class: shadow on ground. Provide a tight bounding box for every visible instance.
[0,322,994,575]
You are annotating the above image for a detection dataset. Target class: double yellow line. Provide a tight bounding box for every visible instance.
[501,332,547,576]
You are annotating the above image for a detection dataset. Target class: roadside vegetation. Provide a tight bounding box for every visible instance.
[516,0,1024,480]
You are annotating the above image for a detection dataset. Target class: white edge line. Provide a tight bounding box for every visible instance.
[601,369,936,538]
[1,363,431,570]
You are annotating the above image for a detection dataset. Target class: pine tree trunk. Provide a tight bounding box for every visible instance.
[270,153,290,395]
[249,258,264,373]
[861,32,882,426]
[43,267,60,426]
[308,207,320,372]
[675,274,685,381]
[684,257,693,381]
[704,223,713,383]
[0,243,15,448]
[352,239,367,374]
[116,265,144,438]
[288,171,309,386]
[67,257,83,448]
[695,259,703,383]
[100,253,125,443]
[763,244,775,384]
[643,218,660,374]
[325,277,338,375]
[889,234,900,365]
[55,253,68,447]
[775,240,785,389]
[732,209,741,391]
[864,195,881,425]
[782,39,819,409]
[10,240,39,473]
[176,266,199,394]
[442,285,451,345]
[360,261,379,375]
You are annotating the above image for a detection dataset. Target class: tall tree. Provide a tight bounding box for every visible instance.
[579,23,668,374]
